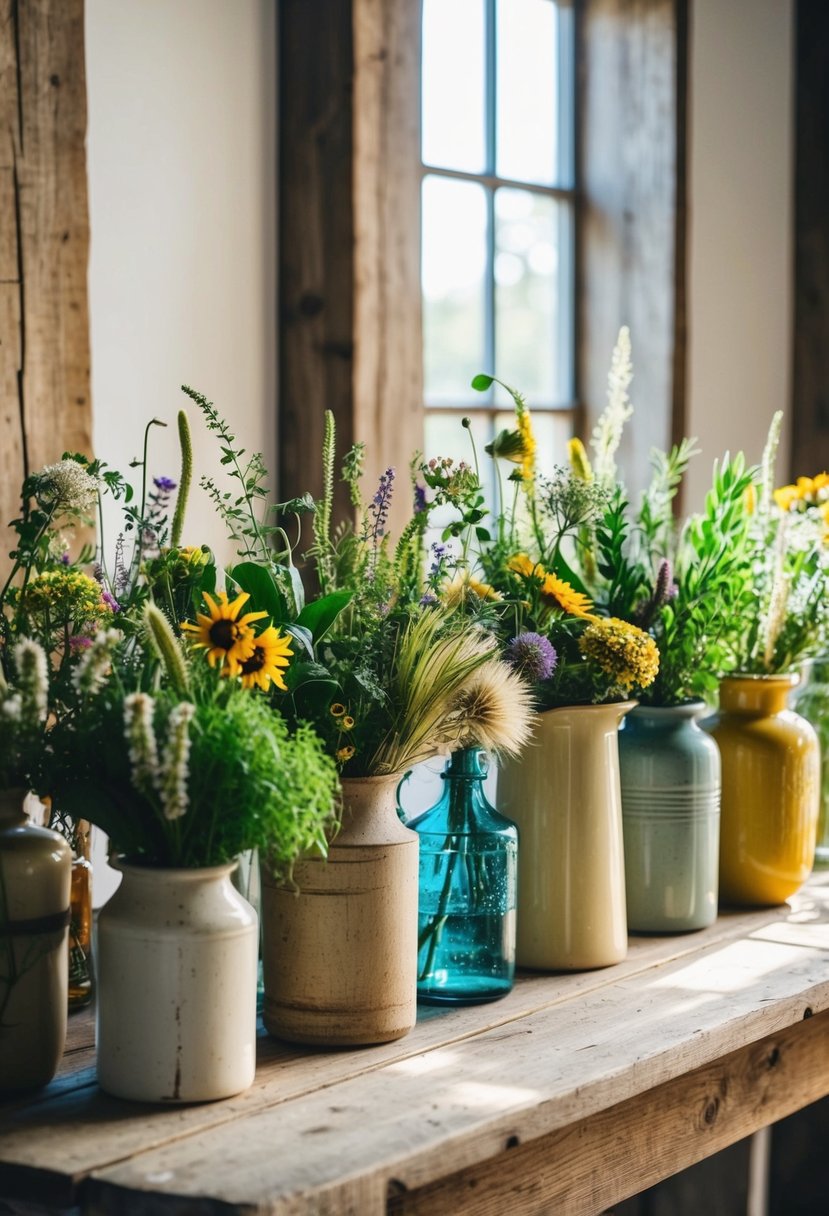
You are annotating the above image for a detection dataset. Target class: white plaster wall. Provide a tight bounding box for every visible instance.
[86,0,277,564]
[685,0,794,507]
[85,0,277,902]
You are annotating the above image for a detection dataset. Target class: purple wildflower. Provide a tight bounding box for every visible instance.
[153,476,177,494]
[413,483,427,514]
[366,467,395,543]
[506,632,557,683]
[429,542,447,577]
[101,589,121,613]
[420,592,438,607]
[69,636,93,652]
[60,553,71,565]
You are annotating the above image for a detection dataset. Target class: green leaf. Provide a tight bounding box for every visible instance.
[471,373,494,392]
[296,590,353,641]
[227,561,288,620]
[283,623,314,658]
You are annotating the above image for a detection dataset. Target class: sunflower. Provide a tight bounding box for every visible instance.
[181,591,266,673]
[237,626,293,691]
[507,554,595,619]
[538,571,595,619]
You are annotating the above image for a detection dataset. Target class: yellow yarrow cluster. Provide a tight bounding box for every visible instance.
[508,553,595,619]
[181,591,292,692]
[20,569,110,623]
[578,617,659,694]
[774,473,829,526]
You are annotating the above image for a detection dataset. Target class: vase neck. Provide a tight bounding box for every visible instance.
[443,748,487,781]
[0,787,28,826]
[719,675,798,715]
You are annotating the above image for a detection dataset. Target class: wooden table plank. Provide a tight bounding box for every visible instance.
[1,877,827,1214]
[80,886,829,1214]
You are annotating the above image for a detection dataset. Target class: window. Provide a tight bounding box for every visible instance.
[420,0,577,490]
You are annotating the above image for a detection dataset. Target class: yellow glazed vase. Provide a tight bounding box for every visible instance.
[703,675,819,906]
[497,702,634,971]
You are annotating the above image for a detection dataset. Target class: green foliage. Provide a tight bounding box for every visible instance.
[44,648,339,872]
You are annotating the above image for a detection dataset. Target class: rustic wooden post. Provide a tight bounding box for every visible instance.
[578,0,688,496]
[0,0,93,573]
[278,0,422,534]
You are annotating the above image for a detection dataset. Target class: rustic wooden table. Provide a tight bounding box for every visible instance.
[1,875,828,1216]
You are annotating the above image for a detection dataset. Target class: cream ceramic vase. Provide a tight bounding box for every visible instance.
[97,861,258,1103]
[261,773,419,1046]
[0,788,71,1094]
[497,702,634,970]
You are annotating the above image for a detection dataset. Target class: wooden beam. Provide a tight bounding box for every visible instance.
[0,0,92,574]
[790,0,829,479]
[278,0,422,537]
[578,0,688,497]
[390,1009,829,1216]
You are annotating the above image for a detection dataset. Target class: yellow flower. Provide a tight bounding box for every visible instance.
[744,484,757,515]
[336,745,355,763]
[20,569,110,624]
[442,572,502,608]
[538,571,594,618]
[181,590,266,673]
[568,437,593,482]
[578,617,660,693]
[330,702,347,717]
[516,407,536,485]
[237,626,293,691]
[773,484,800,511]
[341,715,355,730]
[507,554,595,618]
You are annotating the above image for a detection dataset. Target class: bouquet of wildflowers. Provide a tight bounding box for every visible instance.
[43,606,338,873]
[725,414,829,674]
[414,331,660,709]
[293,412,534,775]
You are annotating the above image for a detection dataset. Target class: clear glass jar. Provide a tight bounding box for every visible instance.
[406,749,517,1005]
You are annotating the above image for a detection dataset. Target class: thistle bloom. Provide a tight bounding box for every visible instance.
[181,590,266,673]
[578,617,660,694]
[506,632,557,683]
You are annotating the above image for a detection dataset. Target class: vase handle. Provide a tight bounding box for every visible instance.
[395,770,413,824]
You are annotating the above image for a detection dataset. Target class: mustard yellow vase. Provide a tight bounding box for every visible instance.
[704,675,819,906]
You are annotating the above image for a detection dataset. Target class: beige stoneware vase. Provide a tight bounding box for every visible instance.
[262,773,419,1046]
[0,788,71,1094]
[497,702,634,971]
[96,861,258,1103]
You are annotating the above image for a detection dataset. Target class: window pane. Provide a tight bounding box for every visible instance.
[422,0,486,173]
[494,187,572,405]
[496,0,558,186]
[423,176,488,404]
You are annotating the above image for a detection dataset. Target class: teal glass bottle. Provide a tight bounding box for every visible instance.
[407,748,517,1005]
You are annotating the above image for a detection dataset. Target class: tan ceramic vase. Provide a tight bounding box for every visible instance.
[704,674,819,906]
[261,773,419,1046]
[97,861,259,1103]
[497,702,634,971]
[0,788,71,1094]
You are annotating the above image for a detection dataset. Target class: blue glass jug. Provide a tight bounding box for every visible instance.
[404,748,517,1004]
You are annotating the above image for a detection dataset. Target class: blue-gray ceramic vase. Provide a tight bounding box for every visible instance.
[619,703,721,933]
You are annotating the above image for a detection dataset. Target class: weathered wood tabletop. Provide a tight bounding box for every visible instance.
[2,875,828,1216]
